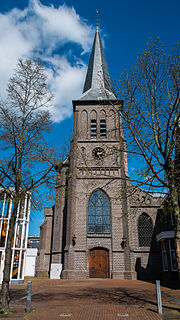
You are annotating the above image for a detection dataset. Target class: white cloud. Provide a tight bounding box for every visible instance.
[31,0,92,53]
[0,0,94,122]
[0,10,33,95]
[46,55,87,122]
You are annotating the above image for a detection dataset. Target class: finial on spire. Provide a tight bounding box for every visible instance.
[96,9,99,30]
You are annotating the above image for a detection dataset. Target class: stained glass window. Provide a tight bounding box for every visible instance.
[138,213,153,247]
[88,189,111,234]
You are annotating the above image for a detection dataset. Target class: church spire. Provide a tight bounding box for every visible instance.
[80,27,116,101]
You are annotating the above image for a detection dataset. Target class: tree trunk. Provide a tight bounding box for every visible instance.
[175,207,180,278]
[1,200,18,313]
[170,187,180,278]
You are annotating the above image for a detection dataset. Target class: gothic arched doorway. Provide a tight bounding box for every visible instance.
[89,248,110,278]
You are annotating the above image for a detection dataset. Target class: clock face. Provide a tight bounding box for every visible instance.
[92,147,105,160]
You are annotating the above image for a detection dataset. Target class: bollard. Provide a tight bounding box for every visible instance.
[156,280,162,314]
[26,281,32,313]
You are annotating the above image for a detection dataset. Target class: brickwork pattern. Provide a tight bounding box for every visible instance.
[36,207,53,276]
[37,98,162,280]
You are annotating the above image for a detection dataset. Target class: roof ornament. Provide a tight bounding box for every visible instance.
[96,9,99,30]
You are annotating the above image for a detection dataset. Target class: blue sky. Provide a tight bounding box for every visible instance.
[0,0,179,235]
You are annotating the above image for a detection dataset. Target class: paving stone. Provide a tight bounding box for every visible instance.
[2,278,180,320]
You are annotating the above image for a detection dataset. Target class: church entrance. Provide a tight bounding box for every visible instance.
[89,248,109,278]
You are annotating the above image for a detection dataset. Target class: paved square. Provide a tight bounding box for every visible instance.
[1,278,180,319]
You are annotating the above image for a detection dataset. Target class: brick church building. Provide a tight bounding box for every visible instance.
[37,26,170,280]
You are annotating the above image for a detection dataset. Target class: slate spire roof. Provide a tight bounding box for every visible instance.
[80,25,116,101]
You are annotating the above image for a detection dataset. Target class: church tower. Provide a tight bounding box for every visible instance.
[37,26,163,281]
[55,25,135,280]
[37,26,163,280]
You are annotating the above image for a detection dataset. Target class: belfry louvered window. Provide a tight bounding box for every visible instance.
[88,189,110,234]
[138,213,153,247]
[91,119,97,139]
[100,119,106,138]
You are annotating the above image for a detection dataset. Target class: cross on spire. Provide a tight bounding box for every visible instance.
[96,9,99,29]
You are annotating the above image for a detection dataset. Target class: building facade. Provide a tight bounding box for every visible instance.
[0,190,31,284]
[37,26,165,280]
[155,123,179,280]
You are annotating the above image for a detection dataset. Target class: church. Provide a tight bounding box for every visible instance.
[37,26,168,280]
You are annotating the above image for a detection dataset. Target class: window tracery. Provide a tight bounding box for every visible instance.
[88,189,111,234]
[138,213,153,247]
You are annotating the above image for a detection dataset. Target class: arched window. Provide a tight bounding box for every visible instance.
[112,148,117,164]
[100,110,106,139]
[88,189,110,234]
[91,119,97,138]
[81,147,85,164]
[100,119,106,138]
[90,110,97,139]
[138,213,153,247]
[81,110,88,138]
[109,109,116,138]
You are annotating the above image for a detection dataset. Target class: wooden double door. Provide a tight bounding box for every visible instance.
[89,248,110,278]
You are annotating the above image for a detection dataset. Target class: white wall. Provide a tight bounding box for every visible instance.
[24,248,38,277]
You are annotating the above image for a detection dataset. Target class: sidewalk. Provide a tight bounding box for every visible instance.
[0,278,180,319]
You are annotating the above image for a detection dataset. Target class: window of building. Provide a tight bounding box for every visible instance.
[88,189,110,234]
[81,147,85,164]
[112,148,116,164]
[0,200,3,217]
[138,213,153,247]
[161,240,168,271]
[0,220,7,247]
[0,199,10,218]
[169,239,178,271]
[100,119,106,138]
[170,209,174,226]
[81,110,88,138]
[91,119,97,139]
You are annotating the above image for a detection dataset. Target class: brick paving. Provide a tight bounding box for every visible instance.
[0,278,180,319]
[24,305,162,320]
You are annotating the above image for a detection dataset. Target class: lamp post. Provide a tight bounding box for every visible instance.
[121,236,127,249]
[72,235,76,246]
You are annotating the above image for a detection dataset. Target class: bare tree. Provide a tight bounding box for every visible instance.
[0,59,58,312]
[115,38,180,272]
